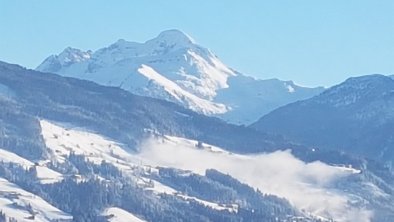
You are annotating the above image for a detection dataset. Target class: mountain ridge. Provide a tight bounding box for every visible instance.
[251,74,394,163]
[36,29,324,124]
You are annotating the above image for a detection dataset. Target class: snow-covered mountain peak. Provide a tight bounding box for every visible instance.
[56,47,91,65]
[142,29,200,57]
[37,47,92,72]
[36,30,236,114]
[99,30,197,59]
[151,29,195,45]
[36,30,323,124]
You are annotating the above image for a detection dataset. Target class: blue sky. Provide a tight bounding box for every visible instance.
[0,0,393,86]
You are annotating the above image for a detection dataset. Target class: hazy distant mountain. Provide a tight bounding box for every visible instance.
[251,74,394,163]
[36,29,323,124]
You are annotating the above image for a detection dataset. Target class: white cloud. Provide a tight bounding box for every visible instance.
[137,137,373,222]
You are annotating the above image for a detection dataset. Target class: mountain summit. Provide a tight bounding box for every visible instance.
[150,29,196,46]
[37,29,323,124]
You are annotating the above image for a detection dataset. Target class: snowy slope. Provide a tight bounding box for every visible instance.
[36,30,323,123]
[40,120,239,213]
[0,148,63,184]
[102,207,146,222]
[137,65,227,114]
[0,178,72,222]
[39,120,376,222]
[146,180,238,213]
[136,136,372,222]
[39,120,139,170]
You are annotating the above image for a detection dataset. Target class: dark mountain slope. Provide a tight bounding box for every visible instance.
[0,61,292,159]
[251,74,394,162]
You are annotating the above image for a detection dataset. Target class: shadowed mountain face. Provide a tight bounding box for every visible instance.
[36,30,323,124]
[0,61,297,160]
[251,74,394,163]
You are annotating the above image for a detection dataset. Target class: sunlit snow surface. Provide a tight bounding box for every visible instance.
[36,30,234,115]
[36,30,323,124]
[145,180,238,213]
[0,178,72,222]
[40,120,238,213]
[0,149,63,184]
[137,64,228,114]
[102,207,146,222]
[39,120,372,222]
[137,136,372,222]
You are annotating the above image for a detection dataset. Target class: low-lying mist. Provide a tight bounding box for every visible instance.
[137,137,372,222]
